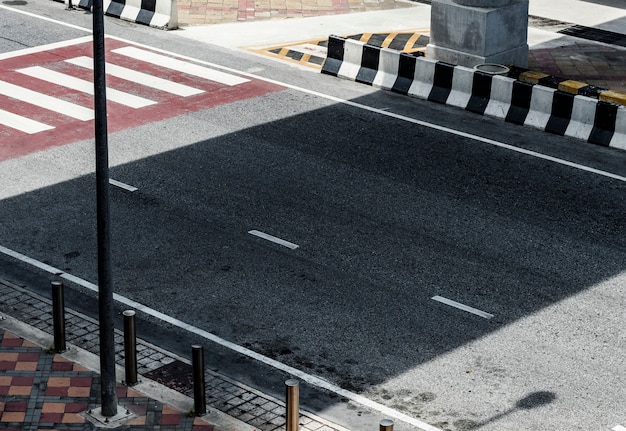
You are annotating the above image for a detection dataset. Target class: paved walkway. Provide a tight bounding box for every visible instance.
[528,43,626,94]
[174,0,626,97]
[0,279,353,431]
[0,328,216,431]
[177,0,412,26]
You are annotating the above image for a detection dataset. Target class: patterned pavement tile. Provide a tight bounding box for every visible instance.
[0,329,219,431]
[0,281,352,431]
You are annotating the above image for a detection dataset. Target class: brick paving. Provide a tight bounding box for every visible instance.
[176,0,412,26]
[0,279,352,431]
[528,43,626,94]
[0,329,216,430]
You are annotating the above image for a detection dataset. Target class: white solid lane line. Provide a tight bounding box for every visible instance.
[0,80,94,121]
[432,295,494,319]
[0,245,63,275]
[248,230,299,250]
[0,5,90,34]
[0,108,54,134]
[0,36,93,60]
[17,66,157,109]
[65,56,205,97]
[0,244,443,431]
[112,46,250,86]
[612,426,626,431]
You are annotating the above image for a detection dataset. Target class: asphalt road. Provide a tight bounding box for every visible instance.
[1,2,626,431]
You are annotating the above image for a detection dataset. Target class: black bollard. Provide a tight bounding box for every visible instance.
[51,281,66,353]
[192,345,206,416]
[123,310,138,386]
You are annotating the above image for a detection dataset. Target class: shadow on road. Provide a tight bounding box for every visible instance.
[0,91,624,430]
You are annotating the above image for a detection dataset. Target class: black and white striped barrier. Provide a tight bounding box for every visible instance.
[322,35,625,151]
[69,0,178,29]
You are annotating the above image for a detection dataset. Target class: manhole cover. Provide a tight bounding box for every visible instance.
[144,359,194,394]
[474,63,510,75]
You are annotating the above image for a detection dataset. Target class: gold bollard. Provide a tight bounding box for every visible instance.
[380,419,394,431]
[285,379,299,431]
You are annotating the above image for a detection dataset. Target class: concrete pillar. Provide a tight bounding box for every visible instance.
[427,0,529,68]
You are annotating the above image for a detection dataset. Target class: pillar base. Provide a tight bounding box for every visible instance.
[426,43,528,68]
[427,0,529,68]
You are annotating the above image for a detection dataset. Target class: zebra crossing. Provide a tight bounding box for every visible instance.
[0,79,95,123]
[0,36,282,160]
[17,65,158,110]
[64,56,204,97]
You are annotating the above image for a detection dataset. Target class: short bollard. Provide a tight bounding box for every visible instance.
[51,281,66,353]
[285,379,299,431]
[380,419,394,431]
[192,345,206,416]
[123,310,138,386]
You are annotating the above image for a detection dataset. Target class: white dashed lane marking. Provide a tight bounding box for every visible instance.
[109,179,138,192]
[248,230,299,250]
[432,295,494,319]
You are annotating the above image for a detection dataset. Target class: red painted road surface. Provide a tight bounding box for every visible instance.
[0,37,283,161]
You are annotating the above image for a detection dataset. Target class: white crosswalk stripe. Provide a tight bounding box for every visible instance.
[17,66,157,109]
[65,56,205,97]
[0,80,94,121]
[0,108,54,134]
[112,46,250,86]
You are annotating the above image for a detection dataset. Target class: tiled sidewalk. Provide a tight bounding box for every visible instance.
[0,279,352,431]
[177,0,411,26]
[0,330,216,430]
[528,43,626,95]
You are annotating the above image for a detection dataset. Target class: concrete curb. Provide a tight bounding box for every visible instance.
[71,0,178,29]
[321,35,626,151]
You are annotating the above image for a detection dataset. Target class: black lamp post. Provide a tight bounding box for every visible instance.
[92,0,119,417]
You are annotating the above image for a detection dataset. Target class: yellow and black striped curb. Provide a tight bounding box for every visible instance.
[510,68,626,107]
[252,37,329,69]
[345,31,429,54]
[247,30,626,108]
[247,30,428,70]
